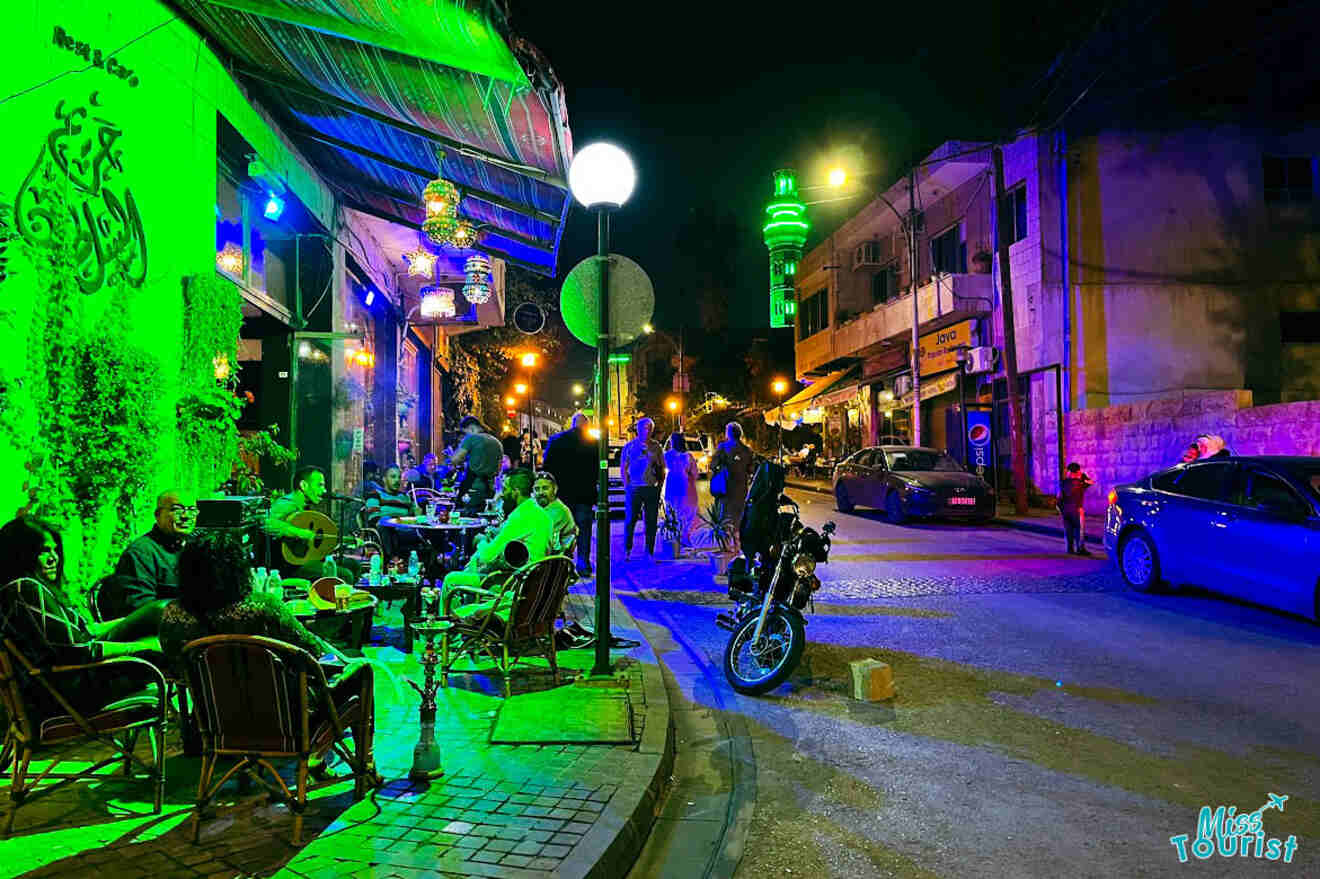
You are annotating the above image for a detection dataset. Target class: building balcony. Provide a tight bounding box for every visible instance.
[796,272,993,378]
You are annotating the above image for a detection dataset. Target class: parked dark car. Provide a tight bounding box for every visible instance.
[1105,456,1320,620]
[832,446,994,523]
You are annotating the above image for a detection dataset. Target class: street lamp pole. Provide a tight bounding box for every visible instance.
[570,142,636,679]
[593,207,613,676]
[907,168,922,447]
[772,379,788,464]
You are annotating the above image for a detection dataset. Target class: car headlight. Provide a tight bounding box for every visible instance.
[792,552,816,577]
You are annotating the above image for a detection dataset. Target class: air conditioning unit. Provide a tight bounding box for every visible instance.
[893,374,913,398]
[964,346,999,375]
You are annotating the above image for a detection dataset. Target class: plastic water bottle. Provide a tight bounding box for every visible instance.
[267,570,283,600]
[407,550,420,579]
[369,552,383,587]
[322,556,338,580]
[254,567,268,593]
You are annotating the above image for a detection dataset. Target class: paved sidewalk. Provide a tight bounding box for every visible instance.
[784,476,1105,546]
[3,574,673,878]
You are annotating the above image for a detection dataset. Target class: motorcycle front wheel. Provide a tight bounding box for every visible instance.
[722,609,805,695]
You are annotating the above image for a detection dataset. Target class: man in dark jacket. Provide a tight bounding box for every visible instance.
[1056,462,1095,556]
[101,490,196,619]
[542,413,598,574]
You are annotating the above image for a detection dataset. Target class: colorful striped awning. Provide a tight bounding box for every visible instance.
[173,0,572,275]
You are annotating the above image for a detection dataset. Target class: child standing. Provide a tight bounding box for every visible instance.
[1057,462,1095,556]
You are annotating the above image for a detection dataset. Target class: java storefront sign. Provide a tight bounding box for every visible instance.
[917,319,976,377]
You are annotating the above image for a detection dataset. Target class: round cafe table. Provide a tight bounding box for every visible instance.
[378,515,491,568]
[285,594,378,650]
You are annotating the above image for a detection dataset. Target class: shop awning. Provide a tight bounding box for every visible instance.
[766,366,861,426]
[173,0,572,275]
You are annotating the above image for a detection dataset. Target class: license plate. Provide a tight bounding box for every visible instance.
[947,497,977,506]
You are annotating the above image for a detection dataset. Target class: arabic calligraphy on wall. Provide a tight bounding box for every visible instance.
[14,93,147,295]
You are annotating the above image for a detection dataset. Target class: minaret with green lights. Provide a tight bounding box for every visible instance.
[762,169,809,328]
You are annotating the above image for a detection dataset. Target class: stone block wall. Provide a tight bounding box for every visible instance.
[1062,391,1320,515]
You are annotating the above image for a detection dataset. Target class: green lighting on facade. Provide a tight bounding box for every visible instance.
[763,169,808,328]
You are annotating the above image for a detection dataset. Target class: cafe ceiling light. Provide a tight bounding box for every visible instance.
[422,177,461,246]
[462,252,493,303]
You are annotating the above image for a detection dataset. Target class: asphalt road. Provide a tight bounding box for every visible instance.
[621,486,1320,878]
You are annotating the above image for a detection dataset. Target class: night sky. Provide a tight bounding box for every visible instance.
[510,1,1083,325]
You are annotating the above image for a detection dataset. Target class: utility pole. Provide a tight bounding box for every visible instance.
[907,168,922,446]
[992,144,1029,515]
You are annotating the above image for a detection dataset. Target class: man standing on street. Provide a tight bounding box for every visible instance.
[711,421,753,552]
[541,413,597,575]
[621,416,665,561]
[450,415,504,514]
[1057,462,1095,556]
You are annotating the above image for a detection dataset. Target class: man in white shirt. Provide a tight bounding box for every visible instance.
[442,469,550,618]
[532,472,578,555]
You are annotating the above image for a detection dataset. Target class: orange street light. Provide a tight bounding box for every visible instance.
[505,396,516,407]
[666,398,679,412]
[521,352,538,368]
[772,378,788,396]
[514,382,528,395]
[772,378,789,464]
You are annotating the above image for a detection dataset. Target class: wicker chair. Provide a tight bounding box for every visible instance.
[0,635,166,837]
[441,555,577,698]
[179,635,379,845]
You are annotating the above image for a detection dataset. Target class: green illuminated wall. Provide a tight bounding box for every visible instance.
[763,169,808,328]
[0,0,332,591]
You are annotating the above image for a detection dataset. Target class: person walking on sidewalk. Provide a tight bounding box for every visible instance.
[1057,462,1095,556]
[622,416,666,560]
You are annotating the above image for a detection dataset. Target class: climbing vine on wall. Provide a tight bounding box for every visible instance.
[12,184,164,591]
[176,272,244,495]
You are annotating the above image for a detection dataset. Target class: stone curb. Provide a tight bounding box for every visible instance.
[557,594,676,879]
[784,479,1104,546]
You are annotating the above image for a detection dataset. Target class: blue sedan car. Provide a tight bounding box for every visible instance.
[1105,456,1320,620]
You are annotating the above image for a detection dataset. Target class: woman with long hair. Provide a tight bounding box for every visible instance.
[0,517,161,716]
[663,432,699,547]
[159,529,346,671]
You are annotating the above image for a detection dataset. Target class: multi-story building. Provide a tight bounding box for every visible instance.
[786,125,1320,494]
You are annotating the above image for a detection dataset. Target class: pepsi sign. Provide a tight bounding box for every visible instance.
[967,410,992,478]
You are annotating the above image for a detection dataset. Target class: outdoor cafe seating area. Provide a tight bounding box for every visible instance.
[0,484,590,853]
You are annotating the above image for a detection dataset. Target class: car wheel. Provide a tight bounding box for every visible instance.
[1118,529,1163,592]
[885,491,906,524]
[835,483,855,513]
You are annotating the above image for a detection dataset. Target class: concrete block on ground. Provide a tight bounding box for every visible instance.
[850,659,896,702]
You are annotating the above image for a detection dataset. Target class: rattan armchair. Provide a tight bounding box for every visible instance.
[0,636,166,837]
[441,555,577,698]
[179,634,379,845]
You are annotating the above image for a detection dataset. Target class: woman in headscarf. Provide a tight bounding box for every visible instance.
[1194,434,1232,460]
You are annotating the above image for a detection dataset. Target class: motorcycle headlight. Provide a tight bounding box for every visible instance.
[792,552,816,577]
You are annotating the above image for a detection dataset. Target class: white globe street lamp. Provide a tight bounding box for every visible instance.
[568,142,636,209]
[567,141,635,676]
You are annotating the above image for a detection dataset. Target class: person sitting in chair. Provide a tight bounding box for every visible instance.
[365,466,421,560]
[264,466,357,582]
[159,530,350,672]
[441,468,550,618]
[533,472,578,555]
[100,490,196,622]
[0,517,163,718]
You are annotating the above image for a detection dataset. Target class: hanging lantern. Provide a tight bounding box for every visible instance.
[216,242,243,274]
[464,253,491,280]
[451,220,476,248]
[463,281,492,304]
[423,212,460,246]
[419,285,457,319]
[422,178,459,218]
[403,247,436,279]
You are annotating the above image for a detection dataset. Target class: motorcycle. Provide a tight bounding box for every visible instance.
[715,460,836,695]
